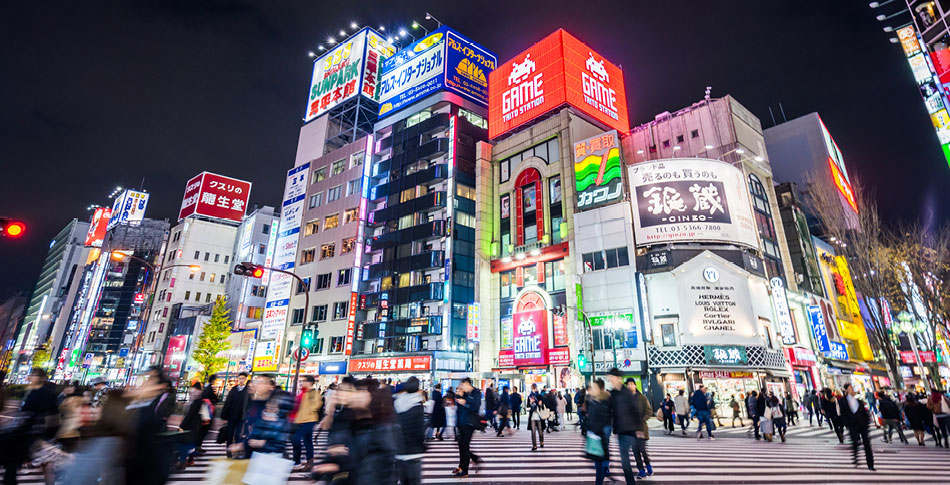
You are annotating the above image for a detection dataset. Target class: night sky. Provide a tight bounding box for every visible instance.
[2,1,948,298]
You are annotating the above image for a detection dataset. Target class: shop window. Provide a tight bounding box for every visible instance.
[660,323,676,347]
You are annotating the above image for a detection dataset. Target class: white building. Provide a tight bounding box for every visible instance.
[225,205,279,331]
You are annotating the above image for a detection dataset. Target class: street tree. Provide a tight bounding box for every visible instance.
[31,338,53,370]
[192,297,233,383]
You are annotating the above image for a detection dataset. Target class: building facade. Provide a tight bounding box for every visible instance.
[226,205,279,331]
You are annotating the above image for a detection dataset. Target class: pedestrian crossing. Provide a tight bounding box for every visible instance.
[6,420,948,483]
[655,418,903,442]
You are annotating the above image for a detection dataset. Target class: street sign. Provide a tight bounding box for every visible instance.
[292,347,310,362]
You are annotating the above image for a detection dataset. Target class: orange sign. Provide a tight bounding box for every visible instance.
[350,355,431,373]
[344,292,358,355]
[488,29,628,138]
[828,156,858,213]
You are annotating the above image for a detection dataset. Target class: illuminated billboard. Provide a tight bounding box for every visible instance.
[817,116,857,213]
[304,28,395,122]
[84,207,112,247]
[488,29,629,139]
[628,158,758,248]
[178,171,252,223]
[107,189,149,230]
[377,27,496,118]
[574,130,624,211]
[896,24,950,168]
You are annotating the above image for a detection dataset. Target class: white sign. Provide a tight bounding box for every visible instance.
[261,163,309,339]
[628,159,758,249]
[107,189,150,230]
[770,277,796,345]
[676,256,760,347]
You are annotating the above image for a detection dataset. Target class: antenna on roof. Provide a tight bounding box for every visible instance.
[779,102,788,122]
[704,86,712,101]
[768,106,777,127]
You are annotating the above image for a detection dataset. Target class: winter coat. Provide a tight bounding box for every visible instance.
[821,395,839,421]
[456,388,481,428]
[484,388,496,412]
[610,387,639,435]
[674,394,689,416]
[691,390,709,411]
[838,396,870,430]
[904,401,926,430]
[394,392,426,458]
[430,390,446,428]
[221,385,249,422]
[247,390,294,454]
[557,395,567,414]
[293,388,323,424]
[510,392,523,412]
[586,396,612,461]
[565,393,573,413]
[878,396,901,420]
[632,391,652,440]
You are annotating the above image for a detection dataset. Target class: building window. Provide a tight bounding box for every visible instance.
[316,273,332,289]
[550,175,563,244]
[500,137,559,184]
[304,219,320,236]
[200,272,206,281]
[349,152,364,168]
[184,291,191,300]
[205,293,212,303]
[690,129,699,139]
[327,185,342,202]
[311,304,328,322]
[337,268,352,286]
[312,338,324,354]
[330,336,344,353]
[296,277,310,294]
[582,247,629,272]
[320,243,335,260]
[662,140,670,148]
[341,237,356,254]
[194,250,200,259]
[247,306,262,319]
[660,323,676,347]
[291,308,305,325]
[324,213,339,230]
[209,273,216,283]
[224,255,229,263]
[763,323,774,349]
[214,254,220,263]
[258,243,266,255]
[343,208,359,224]
[309,193,323,209]
[456,212,475,228]
[331,159,346,176]
[195,292,201,302]
[333,301,348,319]
[456,184,476,200]
[301,248,316,264]
[312,166,327,184]
[262,224,269,234]
[459,108,487,129]
[189,272,195,280]
[346,179,360,196]
[749,174,785,280]
[676,134,684,143]
[405,110,431,128]
[163,307,169,317]
[204,252,210,261]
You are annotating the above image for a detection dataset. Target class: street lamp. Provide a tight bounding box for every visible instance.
[895,311,932,392]
[110,251,200,385]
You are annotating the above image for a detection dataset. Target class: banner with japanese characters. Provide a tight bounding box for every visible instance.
[178,171,252,223]
[574,130,624,212]
[628,158,758,249]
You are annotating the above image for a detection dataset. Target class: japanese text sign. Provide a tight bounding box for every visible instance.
[808,305,831,353]
[107,189,149,230]
[704,345,747,366]
[178,171,252,223]
[349,355,432,372]
[574,130,624,211]
[488,29,628,139]
[84,207,112,247]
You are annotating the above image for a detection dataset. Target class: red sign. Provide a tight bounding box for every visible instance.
[344,292,358,355]
[548,348,570,365]
[488,29,629,139]
[904,350,937,363]
[513,309,549,367]
[497,349,515,368]
[133,293,146,304]
[178,171,252,222]
[553,313,569,347]
[349,355,431,373]
[828,157,858,213]
[785,347,817,367]
[164,335,189,378]
[84,207,112,247]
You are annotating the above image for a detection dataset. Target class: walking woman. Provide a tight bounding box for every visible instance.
[730,395,742,427]
[585,379,613,485]
[430,384,447,441]
[904,393,928,445]
[770,395,788,442]
[527,393,546,451]
[821,388,845,443]
[760,396,775,442]
[927,389,950,448]
[710,392,723,428]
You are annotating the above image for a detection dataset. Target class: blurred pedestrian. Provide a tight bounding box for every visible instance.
[452,378,482,477]
[904,393,927,445]
[125,369,174,485]
[784,392,798,426]
[90,376,109,408]
[629,379,653,478]
[769,395,787,442]
[839,383,874,471]
[240,375,294,455]
[585,379,612,485]
[484,383,496,432]
[220,371,249,457]
[496,386,511,437]
[61,390,130,485]
[565,389,574,421]
[926,389,950,447]
[1,367,59,485]
[394,377,425,485]
[574,387,586,431]
[527,391,544,451]
[173,382,204,470]
[729,395,742,427]
[879,391,907,444]
[746,390,759,439]
[511,386,523,430]
[543,386,559,432]
[291,375,323,471]
[660,394,675,434]
[821,388,845,443]
[195,375,218,455]
[56,383,85,452]
[691,384,714,440]
[607,368,640,484]
[674,389,689,435]
[556,390,567,431]
[429,384,446,441]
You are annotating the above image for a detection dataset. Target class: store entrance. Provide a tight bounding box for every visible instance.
[697,372,758,418]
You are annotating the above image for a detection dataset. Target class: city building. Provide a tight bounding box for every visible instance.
[626,95,795,406]
[225,204,279,331]
[9,218,89,375]
[0,292,28,373]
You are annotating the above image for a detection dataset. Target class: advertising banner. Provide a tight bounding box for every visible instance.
[84,207,112,247]
[253,338,278,372]
[178,172,252,222]
[343,291,358,355]
[825,341,849,361]
[704,345,748,366]
[466,303,480,342]
[513,309,549,367]
[378,27,496,119]
[107,189,149,230]
[350,355,432,373]
[807,305,831,353]
[319,361,348,375]
[676,259,760,346]
[305,28,394,122]
[261,163,309,340]
[164,335,189,379]
[488,29,628,139]
[574,130,623,211]
[770,277,796,345]
[628,158,758,249]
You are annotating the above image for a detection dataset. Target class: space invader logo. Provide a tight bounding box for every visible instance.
[517,315,536,335]
[585,52,609,83]
[507,54,536,86]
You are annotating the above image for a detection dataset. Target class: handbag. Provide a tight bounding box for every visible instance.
[655,408,664,421]
[584,433,606,460]
[538,406,552,421]
[243,452,293,485]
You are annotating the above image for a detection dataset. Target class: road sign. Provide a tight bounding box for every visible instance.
[293,347,310,362]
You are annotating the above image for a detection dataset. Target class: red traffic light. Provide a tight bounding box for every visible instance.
[251,267,264,278]
[1,218,26,238]
[234,262,265,278]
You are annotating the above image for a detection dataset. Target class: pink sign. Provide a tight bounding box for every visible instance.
[497,349,514,368]
[548,348,570,365]
[513,309,548,367]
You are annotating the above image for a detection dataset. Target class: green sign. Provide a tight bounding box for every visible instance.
[589,313,635,328]
[704,345,747,366]
[574,130,624,211]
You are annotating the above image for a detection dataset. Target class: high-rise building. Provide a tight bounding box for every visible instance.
[10,218,89,375]
[225,205,279,331]
[0,292,28,374]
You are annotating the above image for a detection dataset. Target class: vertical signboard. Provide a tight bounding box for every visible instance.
[896,24,950,168]
[107,190,150,229]
[466,303,480,342]
[512,309,549,366]
[574,130,623,211]
[807,305,831,353]
[84,207,112,247]
[261,163,309,340]
[770,277,796,345]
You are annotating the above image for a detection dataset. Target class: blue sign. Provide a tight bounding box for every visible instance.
[378,27,496,118]
[119,348,129,357]
[825,341,849,361]
[318,361,348,375]
[497,379,511,392]
[807,305,831,353]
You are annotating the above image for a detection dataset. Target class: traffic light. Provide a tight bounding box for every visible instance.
[301,327,314,349]
[577,351,587,369]
[234,261,265,278]
[0,218,26,238]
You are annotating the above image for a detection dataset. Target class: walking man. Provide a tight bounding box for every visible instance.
[691,384,715,440]
[452,378,482,478]
[674,389,689,435]
[878,391,907,444]
[629,379,654,479]
[510,387,523,430]
[291,375,323,471]
[747,390,760,440]
[608,368,641,484]
[220,372,249,458]
[839,384,875,471]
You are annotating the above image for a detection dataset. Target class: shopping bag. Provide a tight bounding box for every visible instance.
[243,452,293,485]
[584,433,606,460]
[205,457,251,485]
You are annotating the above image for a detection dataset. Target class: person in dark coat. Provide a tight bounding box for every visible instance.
[220,372,250,456]
[430,384,447,440]
[585,379,613,485]
[838,384,874,471]
[878,392,907,444]
[821,388,844,443]
[174,383,205,469]
[903,393,927,445]
[484,383,497,431]
[542,386,559,432]
[452,378,482,478]
[394,377,426,485]
[2,367,58,485]
[607,368,640,484]
[125,368,175,485]
[195,375,218,454]
[660,394,675,434]
[510,387,523,430]
[496,387,511,436]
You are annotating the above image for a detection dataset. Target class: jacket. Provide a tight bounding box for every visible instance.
[632,391,653,439]
[674,394,688,415]
[484,387,496,411]
[691,390,709,411]
[756,395,767,416]
[510,392,523,412]
[878,396,900,420]
[610,387,639,435]
[837,395,870,430]
[586,396,612,458]
[178,398,204,441]
[293,388,323,424]
[247,389,294,454]
[394,392,426,458]
[221,385,249,422]
[430,390,446,427]
[821,395,839,420]
[456,388,482,428]
[746,394,757,417]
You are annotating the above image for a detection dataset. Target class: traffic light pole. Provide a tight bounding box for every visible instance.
[259,266,309,395]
